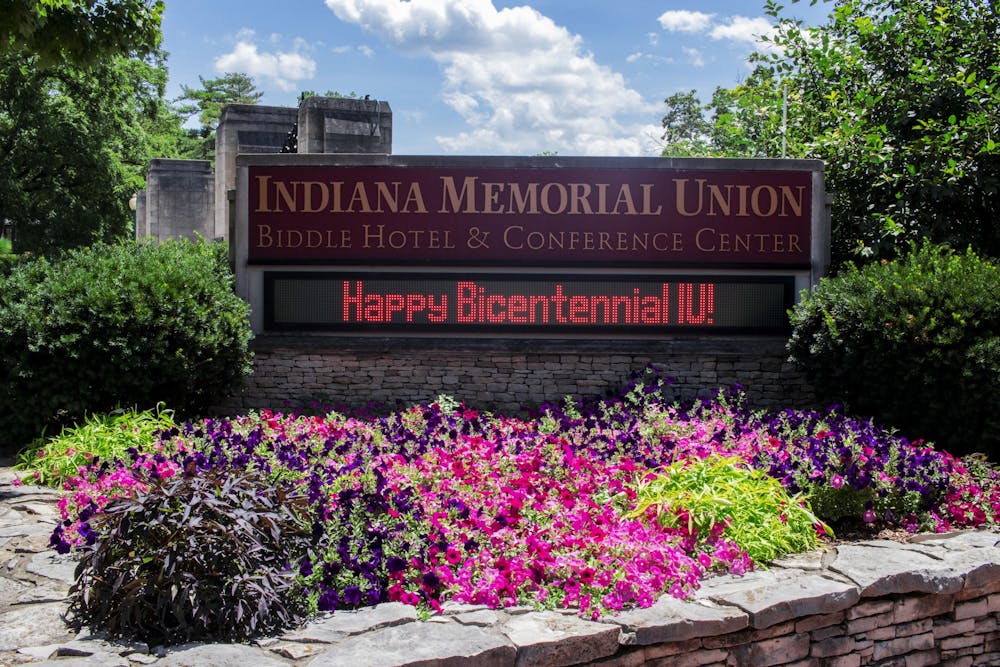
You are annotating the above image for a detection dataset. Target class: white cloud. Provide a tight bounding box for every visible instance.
[657,12,778,54]
[358,44,375,57]
[626,51,642,63]
[658,10,715,33]
[324,0,656,155]
[708,16,776,47]
[682,47,705,68]
[215,30,317,92]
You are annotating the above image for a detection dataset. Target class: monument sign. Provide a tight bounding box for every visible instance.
[235,155,827,337]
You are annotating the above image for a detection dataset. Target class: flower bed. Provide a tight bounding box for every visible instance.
[18,368,1000,643]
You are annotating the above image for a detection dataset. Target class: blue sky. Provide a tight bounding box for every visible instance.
[161,0,832,156]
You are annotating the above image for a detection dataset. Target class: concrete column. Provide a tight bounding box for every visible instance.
[215,105,298,240]
[141,159,214,241]
[133,188,148,239]
[297,97,392,155]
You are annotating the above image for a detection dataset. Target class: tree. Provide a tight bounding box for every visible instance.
[0,51,184,253]
[0,0,163,66]
[668,0,1000,265]
[660,90,712,157]
[174,72,264,160]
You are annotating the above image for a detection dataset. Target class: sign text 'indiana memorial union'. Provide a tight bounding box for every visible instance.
[235,156,828,337]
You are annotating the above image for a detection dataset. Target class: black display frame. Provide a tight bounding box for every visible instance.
[263,271,796,336]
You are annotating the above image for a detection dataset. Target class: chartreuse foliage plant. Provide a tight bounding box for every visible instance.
[0,238,252,449]
[15,406,176,488]
[19,367,998,644]
[788,242,1000,458]
[628,455,829,565]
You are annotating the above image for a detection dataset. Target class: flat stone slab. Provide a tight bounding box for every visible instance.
[696,569,860,629]
[304,620,516,667]
[609,596,748,644]
[937,546,1000,589]
[771,548,837,572]
[157,643,290,667]
[452,609,503,627]
[0,601,76,651]
[498,610,620,667]
[26,551,79,585]
[913,530,1000,550]
[829,543,965,596]
[20,652,130,666]
[282,602,417,642]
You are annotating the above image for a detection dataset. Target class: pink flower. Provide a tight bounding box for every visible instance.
[830,474,845,489]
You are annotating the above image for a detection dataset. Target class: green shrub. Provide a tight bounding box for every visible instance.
[0,237,22,276]
[67,468,313,645]
[628,455,827,565]
[0,239,252,450]
[788,242,1000,458]
[15,406,177,488]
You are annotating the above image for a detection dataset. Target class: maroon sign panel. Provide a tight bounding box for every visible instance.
[248,165,812,267]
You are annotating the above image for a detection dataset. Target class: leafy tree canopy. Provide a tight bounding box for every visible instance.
[173,72,264,160]
[0,0,164,66]
[0,50,186,253]
[663,0,1000,265]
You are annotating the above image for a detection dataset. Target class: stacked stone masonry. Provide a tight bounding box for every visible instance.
[222,336,817,414]
[3,460,1000,667]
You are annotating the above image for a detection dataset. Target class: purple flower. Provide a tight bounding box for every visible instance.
[343,585,363,606]
[317,590,339,611]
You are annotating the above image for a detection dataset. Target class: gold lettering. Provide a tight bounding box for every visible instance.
[299,181,328,213]
[674,179,705,217]
[695,227,716,251]
[330,182,344,213]
[403,182,428,213]
[751,185,779,217]
[508,183,538,214]
[375,181,401,213]
[613,184,638,215]
[349,182,373,213]
[257,224,273,247]
[439,176,478,213]
[707,184,732,216]
[541,183,568,215]
[274,181,296,212]
[482,182,505,214]
[255,176,272,212]
[780,186,806,217]
[640,184,663,215]
[569,183,593,214]
[596,183,609,214]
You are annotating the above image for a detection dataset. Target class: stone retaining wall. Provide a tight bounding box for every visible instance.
[593,531,1000,666]
[220,336,817,414]
[272,531,1000,667]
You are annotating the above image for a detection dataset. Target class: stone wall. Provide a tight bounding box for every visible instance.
[585,531,1000,667]
[220,336,816,414]
[258,531,1000,667]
